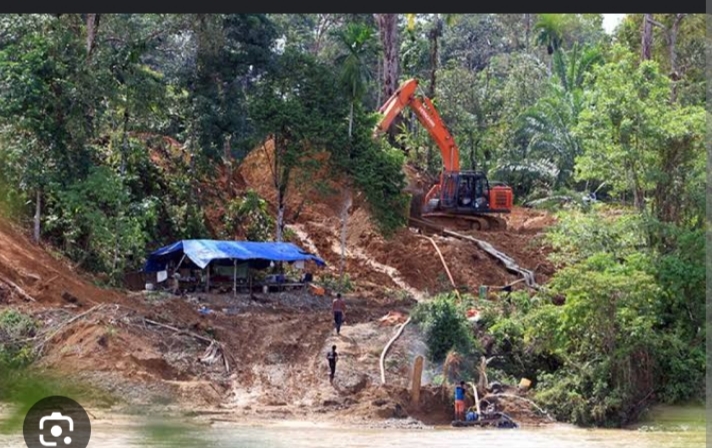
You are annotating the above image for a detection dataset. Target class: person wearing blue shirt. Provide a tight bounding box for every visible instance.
[454,381,466,421]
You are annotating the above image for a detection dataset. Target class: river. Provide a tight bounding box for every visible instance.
[0,405,705,447]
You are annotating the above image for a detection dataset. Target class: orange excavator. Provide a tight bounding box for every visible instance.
[373,78,513,231]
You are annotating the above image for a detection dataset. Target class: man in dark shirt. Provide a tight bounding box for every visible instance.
[326,345,338,384]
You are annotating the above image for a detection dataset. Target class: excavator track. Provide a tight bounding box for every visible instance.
[409,194,507,232]
[420,212,508,232]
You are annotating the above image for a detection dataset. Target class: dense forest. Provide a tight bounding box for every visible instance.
[0,13,705,427]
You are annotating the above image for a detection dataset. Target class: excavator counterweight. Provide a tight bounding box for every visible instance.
[374,79,513,232]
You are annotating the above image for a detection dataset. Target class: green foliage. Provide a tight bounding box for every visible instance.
[574,44,705,220]
[481,207,705,427]
[320,272,354,293]
[544,206,647,267]
[513,43,602,190]
[0,310,36,370]
[43,166,157,282]
[325,104,409,236]
[223,189,274,241]
[411,293,477,363]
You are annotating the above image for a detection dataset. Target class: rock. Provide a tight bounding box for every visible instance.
[375,402,408,419]
[338,372,368,394]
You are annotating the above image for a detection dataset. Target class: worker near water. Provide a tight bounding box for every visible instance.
[454,381,466,421]
[326,345,338,384]
[332,293,346,335]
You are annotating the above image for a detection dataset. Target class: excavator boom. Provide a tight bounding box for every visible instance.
[374,79,459,171]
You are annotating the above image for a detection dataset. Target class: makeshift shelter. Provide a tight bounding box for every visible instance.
[143,239,326,295]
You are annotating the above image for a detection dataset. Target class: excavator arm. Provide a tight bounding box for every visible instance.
[373,78,460,172]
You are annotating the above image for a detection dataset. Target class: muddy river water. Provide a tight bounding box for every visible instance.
[0,405,705,447]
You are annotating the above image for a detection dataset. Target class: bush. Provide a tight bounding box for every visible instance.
[0,309,36,369]
[412,293,477,363]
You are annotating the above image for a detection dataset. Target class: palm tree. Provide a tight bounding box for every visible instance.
[405,14,459,98]
[517,43,602,189]
[333,22,378,289]
[334,22,379,138]
[534,13,566,55]
[534,13,566,74]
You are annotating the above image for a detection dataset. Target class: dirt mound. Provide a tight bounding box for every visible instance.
[505,206,558,234]
[0,219,126,310]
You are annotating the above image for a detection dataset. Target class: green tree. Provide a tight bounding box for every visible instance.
[574,44,705,222]
[332,21,379,289]
[247,49,349,242]
[412,293,477,363]
[333,22,379,138]
[516,43,603,190]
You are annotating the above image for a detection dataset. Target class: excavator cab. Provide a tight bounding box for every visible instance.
[438,171,512,214]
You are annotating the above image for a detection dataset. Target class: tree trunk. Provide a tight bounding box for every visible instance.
[348,101,354,138]
[339,187,352,290]
[641,14,653,61]
[375,14,402,147]
[276,194,285,243]
[426,17,442,99]
[668,14,685,102]
[85,14,100,61]
[524,14,531,50]
[375,14,400,100]
[33,189,41,243]
[120,86,130,176]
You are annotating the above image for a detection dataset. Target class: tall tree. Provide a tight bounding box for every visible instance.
[333,21,378,288]
[374,14,400,102]
[574,44,705,223]
[334,22,378,138]
[248,49,348,242]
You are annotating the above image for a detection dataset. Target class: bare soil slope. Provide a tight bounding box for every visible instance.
[0,138,558,426]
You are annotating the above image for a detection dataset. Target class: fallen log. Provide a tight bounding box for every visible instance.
[0,277,37,302]
[423,236,461,301]
[494,392,556,422]
[146,318,231,374]
[144,318,214,344]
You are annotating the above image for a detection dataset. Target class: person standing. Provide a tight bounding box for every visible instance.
[332,293,346,335]
[454,381,466,421]
[326,345,338,384]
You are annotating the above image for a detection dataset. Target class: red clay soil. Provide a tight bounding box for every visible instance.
[0,135,560,424]
[237,140,556,296]
[0,218,128,310]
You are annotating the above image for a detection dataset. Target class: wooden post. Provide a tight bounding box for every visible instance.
[206,263,211,292]
[233,260,237,297]
[469,381,481,415]
[411,355,424,406]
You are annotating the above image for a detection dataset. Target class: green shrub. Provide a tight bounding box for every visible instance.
[412,293,477,363]
[0,309,37,370]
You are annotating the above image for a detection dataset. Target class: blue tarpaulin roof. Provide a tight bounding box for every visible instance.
[143,239,326,272]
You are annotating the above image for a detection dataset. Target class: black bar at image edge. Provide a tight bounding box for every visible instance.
[0,0,706,13]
